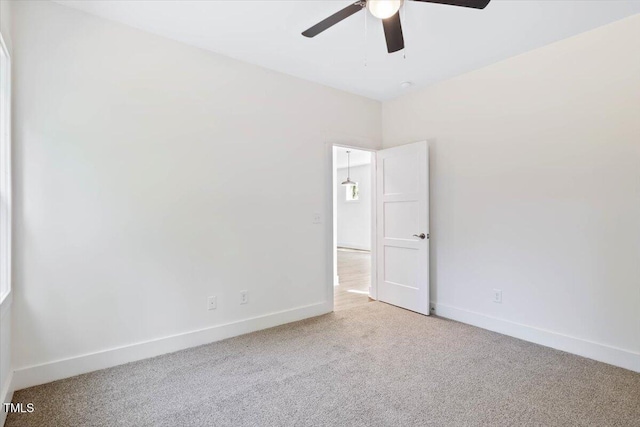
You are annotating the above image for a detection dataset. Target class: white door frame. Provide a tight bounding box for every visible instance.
[325,142,378,311]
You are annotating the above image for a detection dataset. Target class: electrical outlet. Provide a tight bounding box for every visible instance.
[207,296,217,310]
[240,290,249,305]
[313,213,322,224]
[493,289,502,304]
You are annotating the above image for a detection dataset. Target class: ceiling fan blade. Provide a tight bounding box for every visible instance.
[413,0,491,9]
[302,2,364,38]
[382,12,404,53]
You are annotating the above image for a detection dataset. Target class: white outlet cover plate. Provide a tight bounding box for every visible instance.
[493,289,502,303]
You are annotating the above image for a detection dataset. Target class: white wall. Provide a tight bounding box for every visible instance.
[11,0,381,388]
[336,164,371,251]
[8,0,639,395]
[382,15,640,371]
[0,300,10,424]
[0,0,13,421]
[0,303,10,425]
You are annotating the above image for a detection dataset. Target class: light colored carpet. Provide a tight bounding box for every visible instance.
[7,302,640,426]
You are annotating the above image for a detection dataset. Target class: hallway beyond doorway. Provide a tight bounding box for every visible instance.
[335,248,372,311]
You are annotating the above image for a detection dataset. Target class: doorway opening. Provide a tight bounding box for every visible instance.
[333,146,374,311]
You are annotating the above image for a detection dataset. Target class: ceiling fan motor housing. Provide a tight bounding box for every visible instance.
[302,0,491,54]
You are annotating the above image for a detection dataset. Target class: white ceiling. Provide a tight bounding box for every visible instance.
[54,0,640,101]
[336,147,372,169]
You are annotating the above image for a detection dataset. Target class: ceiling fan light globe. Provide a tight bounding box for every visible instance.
[367,0,404,20]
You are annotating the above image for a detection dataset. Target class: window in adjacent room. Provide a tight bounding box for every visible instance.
[346,183,359,201]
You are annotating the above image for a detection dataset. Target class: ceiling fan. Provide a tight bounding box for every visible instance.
[302,0,491,54]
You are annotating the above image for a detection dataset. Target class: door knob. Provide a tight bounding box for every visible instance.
[413,233,426,240]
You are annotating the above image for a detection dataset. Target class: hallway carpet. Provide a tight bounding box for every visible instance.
[7,303,640,426]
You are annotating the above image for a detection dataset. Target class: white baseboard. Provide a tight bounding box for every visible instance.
[0,371,14,427]
[337,243,371,251]
[12,301,331,391]
[432,302,640,373]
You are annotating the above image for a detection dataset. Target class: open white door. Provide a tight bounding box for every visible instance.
[376,141,429,315]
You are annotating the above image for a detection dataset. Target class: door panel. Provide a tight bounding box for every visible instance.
[382,152,419,195]
[384,246,419,289]
[376,141,429,315]
[384,201,419,239]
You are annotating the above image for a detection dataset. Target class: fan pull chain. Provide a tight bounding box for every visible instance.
[364,6,368,67]
[402,3,407,60]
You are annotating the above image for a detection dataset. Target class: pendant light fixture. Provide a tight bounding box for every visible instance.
[341,150,355,186]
